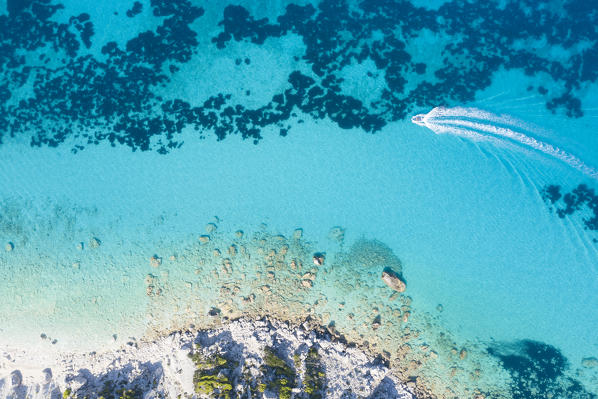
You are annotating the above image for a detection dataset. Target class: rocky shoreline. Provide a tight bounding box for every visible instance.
[0,317,414,399]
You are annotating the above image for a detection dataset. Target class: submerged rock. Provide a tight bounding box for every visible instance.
[313,252,325,266]
[459,348,468,360]
[205,223,218,233]
[199,235,210,243]
[5,241,14,251]
[372,315,381,330]
[582,357,598,368]
[149,255,162,268]
[89,237,101,248]
[381,268,406,293]
[328,226,345,243]
[292,228,303,240]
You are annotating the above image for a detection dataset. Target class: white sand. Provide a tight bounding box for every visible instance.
[0,318,413,399]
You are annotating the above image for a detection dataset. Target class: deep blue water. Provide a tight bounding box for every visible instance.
[1,0,598,397]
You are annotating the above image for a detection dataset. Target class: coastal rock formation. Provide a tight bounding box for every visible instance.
[0,318,413,399]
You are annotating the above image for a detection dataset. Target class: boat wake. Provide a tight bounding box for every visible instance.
[412,107,598,179]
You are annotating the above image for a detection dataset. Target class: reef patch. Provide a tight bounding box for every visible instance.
[1,0,597,152]
[488,339,596,399]
[541,184,598,241]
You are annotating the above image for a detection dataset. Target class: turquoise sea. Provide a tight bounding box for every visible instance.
[0,0,597,397]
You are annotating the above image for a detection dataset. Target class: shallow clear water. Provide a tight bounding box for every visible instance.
[1,0,598,397]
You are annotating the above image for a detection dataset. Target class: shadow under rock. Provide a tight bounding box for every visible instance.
[193,329,250,364]
[69,361,163,398]
[0,370,27,399]
[368,376,410,399]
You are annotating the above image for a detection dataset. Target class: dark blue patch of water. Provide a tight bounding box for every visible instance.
[1,0,597,152]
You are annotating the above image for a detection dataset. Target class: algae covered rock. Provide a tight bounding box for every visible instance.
[194,375,233,397]
[303,346,326,398]
[381,267,406,293]
[261,347,296,399]
[188,347,235,398]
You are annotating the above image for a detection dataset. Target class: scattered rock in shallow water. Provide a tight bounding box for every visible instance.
[208,307,221,316]
[144,274,155,285]
[199,235,210,243]
[313,252,325,266]
[372,315,381,330]
[89,237,101,248]
[205,223,217,233]
[582,357,598,368]
[293,228,303,239]
[459,348,468,360]
[382,268,406,293]
[76,242,84,250]
[228,245,237,256]
[150,255,162,268]
[302,272,315,281]
[302,279,313,288]
[235,230,243,238]
[436,304,443,312]
[329,226,345,243]
[5,241,14,251]
[222,258,232,273]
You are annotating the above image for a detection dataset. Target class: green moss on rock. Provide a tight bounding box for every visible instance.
[189,347,236,398]
[303,347,325,398]
[192,353,229,371]
[195,375,233,398]
[98,380,115,399]
[117,388,142,399]
[261,347,297,398]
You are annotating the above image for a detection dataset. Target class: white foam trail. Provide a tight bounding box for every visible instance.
[412,107,598,179]
[476,91,509,103]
